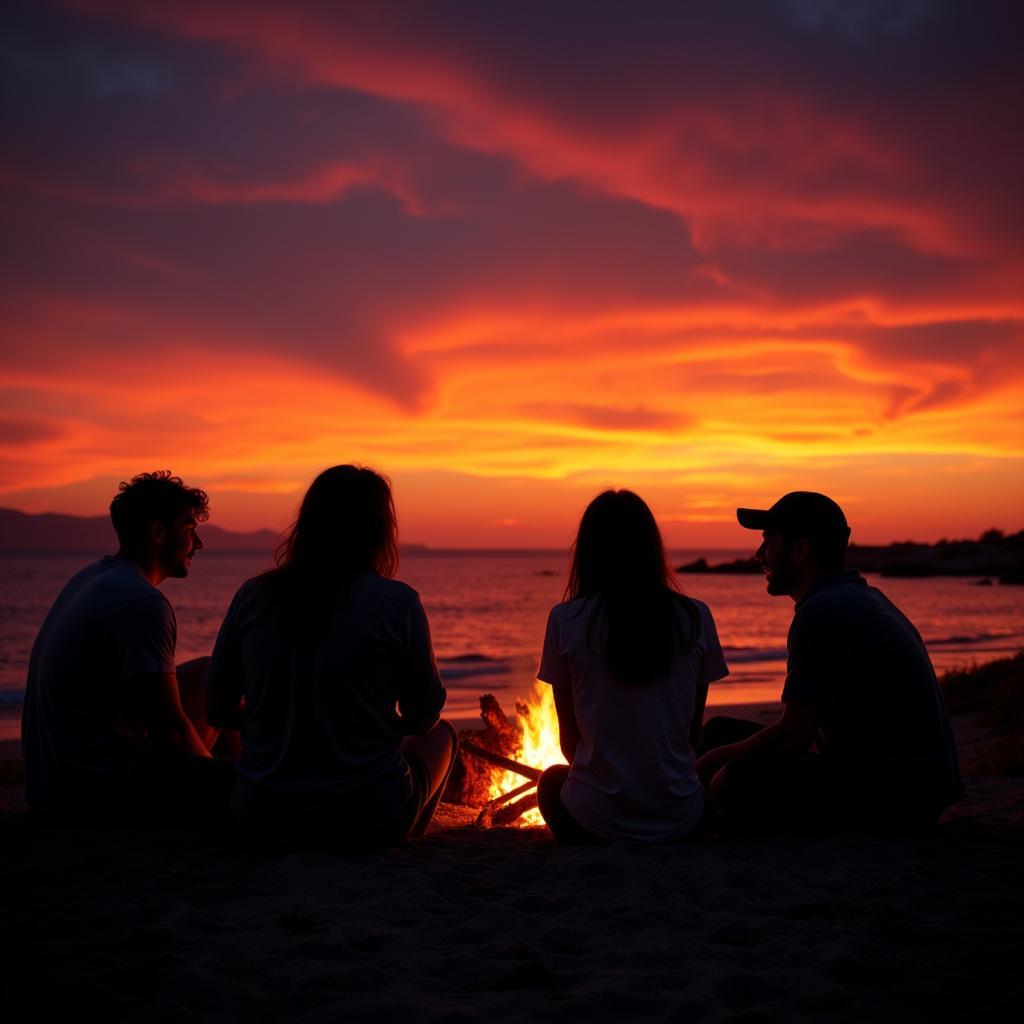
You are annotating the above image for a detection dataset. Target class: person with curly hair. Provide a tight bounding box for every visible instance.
[21,471,233,824]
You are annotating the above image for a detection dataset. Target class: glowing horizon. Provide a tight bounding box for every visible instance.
[2,1,1022,548]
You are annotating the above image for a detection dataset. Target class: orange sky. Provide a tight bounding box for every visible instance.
[2,1,1022,547]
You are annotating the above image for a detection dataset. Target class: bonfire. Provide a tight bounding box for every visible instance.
[447,682,567,827]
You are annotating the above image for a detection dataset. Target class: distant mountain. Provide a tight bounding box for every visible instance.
[0,508,281,555]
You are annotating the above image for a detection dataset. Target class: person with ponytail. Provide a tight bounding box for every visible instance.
[205,465,456,846]
[536,490,728,843]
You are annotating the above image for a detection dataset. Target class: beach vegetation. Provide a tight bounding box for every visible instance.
[942,651,1024,777]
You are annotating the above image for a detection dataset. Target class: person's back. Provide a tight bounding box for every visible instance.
[23,557,175,816]
[210,571,445,828]
[205,464,458,846]
[536,489,729,844]
[786,572,963,810]
[791,573,951,755]
[541,593,726,841]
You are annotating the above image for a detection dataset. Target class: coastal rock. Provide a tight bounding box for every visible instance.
[677,557,761,574]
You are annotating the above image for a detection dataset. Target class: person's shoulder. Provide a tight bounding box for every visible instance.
[672,594,718,644]
[66,557,108,584]
[680,594,713,619]
[351,572,419,608]
[792,576,869,635]
[548,596,589,620]
[235,574,269,598]
[91,557,170,609]
[228,574,271,609]
[800,572,872,613]
[92,555,147,586]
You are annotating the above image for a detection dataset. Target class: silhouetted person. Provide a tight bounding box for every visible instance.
[536,490,728,844]
[21,471,233,824]
[205,465,457,846]
[697,491,964,833]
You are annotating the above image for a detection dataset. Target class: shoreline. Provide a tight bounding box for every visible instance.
[0,702,782,762]
[0,701,992,769]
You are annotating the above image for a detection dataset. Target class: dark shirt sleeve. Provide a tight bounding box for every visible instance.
[114,593,177,677]
[206,586,247,708]
[781,600,843,709]
[396,594,446,723]
[537,608,571,690]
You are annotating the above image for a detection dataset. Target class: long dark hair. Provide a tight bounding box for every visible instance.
[567,490,699,685]
[265,465,399,631]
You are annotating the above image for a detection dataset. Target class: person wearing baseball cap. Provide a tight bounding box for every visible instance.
[695,491,963,833]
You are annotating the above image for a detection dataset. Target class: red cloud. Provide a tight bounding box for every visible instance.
[72,0,1019,259]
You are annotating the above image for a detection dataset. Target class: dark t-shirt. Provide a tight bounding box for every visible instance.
[21,556,177,815]
[782,571,963,805]
[206,571,446,831]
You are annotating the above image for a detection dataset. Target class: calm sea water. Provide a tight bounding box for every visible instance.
[2,552,1022,729]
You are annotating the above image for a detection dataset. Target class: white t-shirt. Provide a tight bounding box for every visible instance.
[538,594,728,841]
[22,556,177,815]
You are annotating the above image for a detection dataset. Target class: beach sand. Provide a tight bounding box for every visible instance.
[4,706,1023,1021]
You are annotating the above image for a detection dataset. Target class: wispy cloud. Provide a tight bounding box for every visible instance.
[0,0,1020,543]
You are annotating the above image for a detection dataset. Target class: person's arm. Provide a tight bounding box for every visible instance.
[205,588,246,731]
[206,687,244,731]
[136,672,213,758]
[690,600,729,751]
[396,595,446,736]
[398,705,442,736]
[690,682,710,750]
[553,686,580,763]
[695,700,819,785]
[537,606,576,762]
[116,593,210,756]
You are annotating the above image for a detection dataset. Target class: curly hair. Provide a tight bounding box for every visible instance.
[109,470,209,547]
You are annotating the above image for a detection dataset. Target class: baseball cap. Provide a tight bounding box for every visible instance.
[736,491,849,539]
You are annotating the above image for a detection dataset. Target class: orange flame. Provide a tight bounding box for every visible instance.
[487,681,567,826]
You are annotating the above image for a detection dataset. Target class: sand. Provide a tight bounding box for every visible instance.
[3,710,1023,1022]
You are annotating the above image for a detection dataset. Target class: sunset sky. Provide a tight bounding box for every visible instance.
[2,1,1022,548]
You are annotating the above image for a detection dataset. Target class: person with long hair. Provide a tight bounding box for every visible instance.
[205,465,456,846]
[536,490,728,843]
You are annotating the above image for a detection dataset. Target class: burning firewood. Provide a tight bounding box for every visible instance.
[461,739,544,827]
[444,686,566,827]
[461,739,542,781]
[474,779,535,828]
[489,792,539,828]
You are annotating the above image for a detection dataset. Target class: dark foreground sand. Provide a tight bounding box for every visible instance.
[1,707,1019,1021]
[3,770,1023,1023]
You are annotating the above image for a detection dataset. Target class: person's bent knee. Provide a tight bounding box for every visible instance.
[176,655,211,677]
[698,715,761,754]
[537,764,570,821]
[708,759,763,830]
[708,764,729,808]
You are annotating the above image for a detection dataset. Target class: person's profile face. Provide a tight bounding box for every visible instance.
[157,508,203,578]
[755,528,797,596]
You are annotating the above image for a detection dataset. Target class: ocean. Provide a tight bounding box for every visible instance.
[2,551,1023,734]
